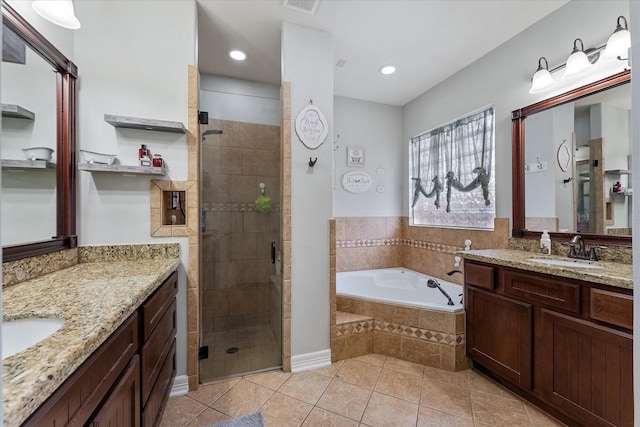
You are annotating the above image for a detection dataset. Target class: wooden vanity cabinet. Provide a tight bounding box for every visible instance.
[21,271,178,427]
[465,260,633,427]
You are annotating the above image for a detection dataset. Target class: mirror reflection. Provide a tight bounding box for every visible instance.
[524,82,631,236]
[1,26,58,246]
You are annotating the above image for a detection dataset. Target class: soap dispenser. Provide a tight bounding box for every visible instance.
[540,230,551,255]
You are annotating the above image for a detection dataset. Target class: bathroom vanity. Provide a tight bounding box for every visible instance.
[2,258,179,427]
[463,249,633,427]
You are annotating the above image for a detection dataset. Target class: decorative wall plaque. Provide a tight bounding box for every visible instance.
[295,104,328,149]
[347,146,365,167]
[341,171,372,193]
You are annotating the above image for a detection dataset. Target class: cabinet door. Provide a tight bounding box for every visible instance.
[90,355,141,427]
[541,309,633,427]
[467,287,533,389]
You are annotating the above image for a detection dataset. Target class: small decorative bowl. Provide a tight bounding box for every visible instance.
[80,149,117,165]
[22,147,54,161]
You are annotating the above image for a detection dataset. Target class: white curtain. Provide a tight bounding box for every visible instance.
[410,106,495,229]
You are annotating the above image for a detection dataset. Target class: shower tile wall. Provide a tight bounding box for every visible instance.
[202,119,281,337]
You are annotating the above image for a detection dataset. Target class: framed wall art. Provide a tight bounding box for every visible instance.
[347,146,365,167]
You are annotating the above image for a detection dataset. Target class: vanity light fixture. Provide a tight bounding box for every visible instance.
[32,0,81,30]
[379,65,396,75]
[564,38,592,78]
[229,50,247,61]
[605,16,631,60]
[528,15,631,94]
[529,57,556,94]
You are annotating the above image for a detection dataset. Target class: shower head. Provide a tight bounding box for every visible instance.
[427,279,439,288]
[202,129,223,140]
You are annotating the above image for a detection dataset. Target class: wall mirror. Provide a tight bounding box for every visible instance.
[1,0,77,262]
[512,70,631,246]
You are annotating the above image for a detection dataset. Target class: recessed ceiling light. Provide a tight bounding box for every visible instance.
[229,50,247,61]
[379,65,396,75]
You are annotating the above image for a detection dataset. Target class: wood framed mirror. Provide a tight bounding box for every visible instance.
[1,0,77,262]
[512,70,631,246]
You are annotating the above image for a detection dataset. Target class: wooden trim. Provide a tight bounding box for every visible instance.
[511,70,631,247]
[1,0,78,262]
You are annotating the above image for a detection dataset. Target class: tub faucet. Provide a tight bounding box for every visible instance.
[426,279,454,306]
[447,270,463,276]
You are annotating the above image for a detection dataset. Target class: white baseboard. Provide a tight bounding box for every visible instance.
[170,375,189,397]
[291,349,331,373]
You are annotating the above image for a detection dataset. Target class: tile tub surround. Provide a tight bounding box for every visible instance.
[335,297,468,371]
[2,258,180,427]
[335,217,510,282]
[461,248,633,290]
[332,312,374,361]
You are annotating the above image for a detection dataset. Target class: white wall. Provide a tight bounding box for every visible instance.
[74,0,196,377]
[200,75,280,126]
[403,1,629,222]
[282,22,333,360]
[552,104,575,230]
[333,96,403,217]
[524,110,555,218]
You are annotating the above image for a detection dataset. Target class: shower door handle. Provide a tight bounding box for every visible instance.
[271,241,276,264]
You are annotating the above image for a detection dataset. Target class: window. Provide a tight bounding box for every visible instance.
[410,106,495,229]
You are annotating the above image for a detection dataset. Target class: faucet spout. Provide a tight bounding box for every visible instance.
[568,234,585,258]
[427,279,455,306]
[446,270,463,276]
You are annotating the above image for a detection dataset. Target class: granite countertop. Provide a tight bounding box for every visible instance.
[2,258,180,427]
[461,249,633,290]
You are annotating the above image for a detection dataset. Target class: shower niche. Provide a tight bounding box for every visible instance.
[150,180,197,237]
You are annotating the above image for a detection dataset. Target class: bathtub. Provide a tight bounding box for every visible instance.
[336,267,464,313]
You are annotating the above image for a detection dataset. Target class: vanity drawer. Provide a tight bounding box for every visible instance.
[502,269,580,314]
[141,299,176,405]
[141,271,177,341]
[142,340,176,427]
[465,262,495,289]
[590,288,633,330]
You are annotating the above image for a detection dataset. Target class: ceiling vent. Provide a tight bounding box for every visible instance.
[282,0,320,15]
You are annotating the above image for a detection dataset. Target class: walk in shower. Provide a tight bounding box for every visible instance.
[200,118,282,381]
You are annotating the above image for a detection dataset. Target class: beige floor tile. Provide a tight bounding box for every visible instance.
[244,369,291,390]
[361,392,419,427]
[351,353,386,366]
[423,366,469,388]
[524,404,567,426]
[278,371,332,404]
[374,368,422,403]
[185,408,231,427]
[467,370,519,400]
[336,359,382,389]
[316,379,372,421]
[313,360,345,378]
[261,392,313,427]
[470,390,530,426]
[302,407,359,427]
[160,396,208,426]
[383,357,425,377]
[211,379,274,418]
[187,379,240,406]
[416,405,474,427]
[420,379,472,420]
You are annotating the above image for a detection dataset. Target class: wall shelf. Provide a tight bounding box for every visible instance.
[1,159,56,170]
[79,163,166,176]
[2,104,35,120]
[104,114,186,134]
[605,169,632,175]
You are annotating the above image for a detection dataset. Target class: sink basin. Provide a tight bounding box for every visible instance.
[528,258,605,269]
[2,318,64,359]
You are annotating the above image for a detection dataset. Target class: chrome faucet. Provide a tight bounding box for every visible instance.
[427,279,455,306]
[568,234,599,261]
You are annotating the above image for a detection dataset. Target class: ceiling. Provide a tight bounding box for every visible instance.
[197,0,569,106]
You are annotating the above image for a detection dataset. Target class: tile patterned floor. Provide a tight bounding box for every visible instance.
[162,354,566,427]
[200,324,281,381]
